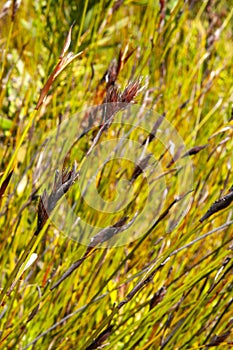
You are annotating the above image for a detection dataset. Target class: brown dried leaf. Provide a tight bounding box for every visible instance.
[150,286,167,309]
[36,163,79,234]
[36,51,83,110]
[206,331,231,347]
[85,325,113,349]
[200,187,233,223]
[121,80,141,103]
[117,45,136,76]
[100,46,136,88]
[60,22,75,59]
[0,169,14,200]
[182,145,207,157]
[90,216,129,247]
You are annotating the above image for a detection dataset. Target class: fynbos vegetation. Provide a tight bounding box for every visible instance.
[0,0,233,349]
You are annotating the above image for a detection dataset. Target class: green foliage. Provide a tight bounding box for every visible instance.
[0,0,233,349]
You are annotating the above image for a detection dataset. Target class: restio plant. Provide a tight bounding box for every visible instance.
[0,0,233,349]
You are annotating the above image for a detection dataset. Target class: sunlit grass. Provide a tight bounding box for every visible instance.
[0,0,233,349]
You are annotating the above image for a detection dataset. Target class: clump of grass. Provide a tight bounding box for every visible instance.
[1,0,233,349]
